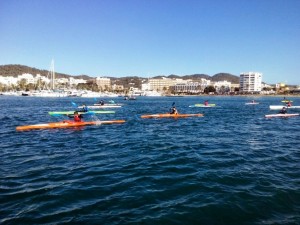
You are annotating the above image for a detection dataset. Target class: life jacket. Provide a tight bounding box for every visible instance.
[74,114,81,122]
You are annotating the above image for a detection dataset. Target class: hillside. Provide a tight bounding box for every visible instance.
[0,64,93,80]
[153,73,239,83]
[0,64,240,83]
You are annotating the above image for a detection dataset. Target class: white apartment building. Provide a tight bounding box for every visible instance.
[149,77,178,91]
[173,82,201,93]
[96,77,111,89]
[69,77,86,86]
[0,76,19,86]
[239,72,262,93]
[214,80,231,93]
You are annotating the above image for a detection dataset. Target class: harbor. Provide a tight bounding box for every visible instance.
[1,95,300,224]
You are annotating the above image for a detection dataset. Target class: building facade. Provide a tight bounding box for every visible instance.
[239,72,262,93]
[96,77,111,90]
[148,77,178,91]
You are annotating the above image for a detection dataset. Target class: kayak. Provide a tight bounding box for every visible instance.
[281,100,293,103]
[141,113,204,119]
[189,104,216,108]
[265,113,299,118]
[269,105,300,110]
[16,120,126,131]
[49,111,115,116]
[94,103,123,106]
[245,102,259,105]
[78,105,122,109]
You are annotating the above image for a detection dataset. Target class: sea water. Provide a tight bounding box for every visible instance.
[1,96,299,224]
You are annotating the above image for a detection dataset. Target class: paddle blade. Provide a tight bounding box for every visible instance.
[172,102,175,106]
[50,113,62,117]
[71,102,77,107]
[85,111,95,115]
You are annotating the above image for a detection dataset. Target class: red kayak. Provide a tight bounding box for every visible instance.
[16,120,126,131]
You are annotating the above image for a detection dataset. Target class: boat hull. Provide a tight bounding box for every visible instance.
[141,113,204,119]
[78,105,121,109]
[269,106,300,110]
[48,111,115,115]
[265,113,299,118]
[16,120,125,131]
[189,104,216,108]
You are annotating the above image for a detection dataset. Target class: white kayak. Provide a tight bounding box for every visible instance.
[269,105,300,110]
[78,105,122,109]
[245,102,259,105]
[265,113,299,118]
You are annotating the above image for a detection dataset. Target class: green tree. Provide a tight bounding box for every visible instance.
[17,78,27,90]
[204,86,216,94]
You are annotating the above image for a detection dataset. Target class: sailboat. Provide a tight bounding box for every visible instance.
[32,60,67,97]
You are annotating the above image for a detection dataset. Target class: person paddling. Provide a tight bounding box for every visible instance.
[67,111,83,122]
[204,100,209,106]
[279,107,287,114]
[98,100,105,105]
[170,106,178,114]
[78,104,88,112]
[286,101,292,107]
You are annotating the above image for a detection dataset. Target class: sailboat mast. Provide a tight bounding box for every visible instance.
[51,59,55,90]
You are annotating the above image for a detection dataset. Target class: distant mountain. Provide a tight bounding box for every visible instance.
[153,73,239,83]
[211,73,240,83]
[0,64,93,80]
[0,64,240,83]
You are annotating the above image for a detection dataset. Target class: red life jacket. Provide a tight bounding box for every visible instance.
[74,114,81,122]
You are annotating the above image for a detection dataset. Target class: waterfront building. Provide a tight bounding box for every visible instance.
[239,72,262,93]
[0,76,18,86]
[112,84,124,92]
[149,77,177,91]
[214,80,231,94]
[96,77,111,90]
[173,82,201,94]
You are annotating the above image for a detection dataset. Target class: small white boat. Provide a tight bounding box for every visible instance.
[245,102,259,105]
[269,105,300,110]
[265,113,299,118]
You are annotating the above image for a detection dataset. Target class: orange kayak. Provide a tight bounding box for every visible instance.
[141,113,204,119]
[16,120,125,131]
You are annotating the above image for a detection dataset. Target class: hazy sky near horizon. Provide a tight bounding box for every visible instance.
[0,0,299,84]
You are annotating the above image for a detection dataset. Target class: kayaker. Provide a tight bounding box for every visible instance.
[98,100,105,105]
[170,106,178,114]
[204,100,209,106]
[286,101,292,107]
[67,111,83,122]
[279,107,287,114]
[78,104,88,112]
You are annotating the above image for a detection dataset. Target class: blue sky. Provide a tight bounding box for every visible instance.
[0,0,299,84]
